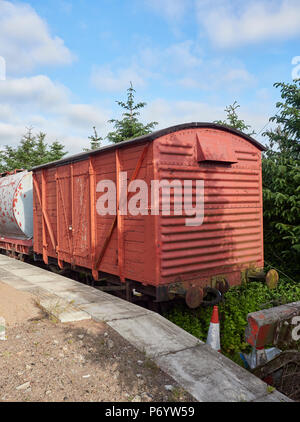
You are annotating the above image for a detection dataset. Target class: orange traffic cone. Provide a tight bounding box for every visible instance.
[206,306,221,352]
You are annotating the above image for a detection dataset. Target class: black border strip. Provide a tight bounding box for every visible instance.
[31,122,267,171]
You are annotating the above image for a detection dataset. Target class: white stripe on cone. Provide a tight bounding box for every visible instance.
[206,306,221,352]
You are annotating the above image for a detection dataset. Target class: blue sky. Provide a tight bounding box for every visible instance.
[0,0,299,154]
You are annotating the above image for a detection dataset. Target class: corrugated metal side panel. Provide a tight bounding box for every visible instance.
[33,143,157,285]
[154,128,264,285]
[93,143,156,284]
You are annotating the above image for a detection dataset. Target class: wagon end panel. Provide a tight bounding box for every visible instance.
[154,127,264,292]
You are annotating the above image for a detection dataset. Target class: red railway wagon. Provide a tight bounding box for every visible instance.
[32,123,266,307]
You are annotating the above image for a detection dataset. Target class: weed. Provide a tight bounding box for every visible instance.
[2,351,11,358]
[33,297,73,323]
[171,387,185,401]
[143,357,159,372]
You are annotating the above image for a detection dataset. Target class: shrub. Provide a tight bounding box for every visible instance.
[165,278,300,363]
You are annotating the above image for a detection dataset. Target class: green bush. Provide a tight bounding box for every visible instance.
[165,279,300,362]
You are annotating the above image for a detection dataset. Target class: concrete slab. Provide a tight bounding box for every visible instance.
[20,286,53,296]
[154,344,289,402]
[0,268,12,277]
[0,277,35,290]
[4,268,39,277]
[251,392,292,402]
[20,274,60,284]
[27,278,79,290]
[80,299,150,322]
[53,287,113,305]
[0,262,30,270]
[108,313,201,358]
[0,258,13,265]
[37,294,91,323]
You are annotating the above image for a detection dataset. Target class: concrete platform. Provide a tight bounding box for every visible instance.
[0,255,292,402]
[109,313,200,358]
[155,344,290,402]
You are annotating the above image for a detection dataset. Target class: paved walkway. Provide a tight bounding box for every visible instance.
[0,255,291,402]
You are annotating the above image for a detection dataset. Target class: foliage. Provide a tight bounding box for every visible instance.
[262,157,300,277]
[213,86,300,281]
[262,80,300,279]
[83,126,102,152]
[107,82,158,144]
[0,128,66,172]
[214,101,255,136]
[264,80,300,161]
[165,279,300,362]
[166,84,300,366]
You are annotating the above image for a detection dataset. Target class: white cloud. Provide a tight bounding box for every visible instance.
[141,99,224,128]
[91,65,146,92]
[141,41,202,74]
[0,1,75,74]
[0,122,26,144]
[0,3,105,153]
[91,40,255,94]
[0,75,110,152]
[59,104,108,129]
[196,0,300,48]
[91,40,204,93]
[141,98,270,144]
[223,69,255,83]
[0,76,69,108]
[0,104,14,123]
[144,0,190,21]
[175,65,256,91]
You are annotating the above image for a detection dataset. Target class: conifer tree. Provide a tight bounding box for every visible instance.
[83,126,102,151]
[0,128,66,172]
[107,83,158,144]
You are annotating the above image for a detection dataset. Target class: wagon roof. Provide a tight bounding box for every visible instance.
[31,122,266,171]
